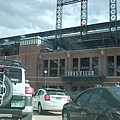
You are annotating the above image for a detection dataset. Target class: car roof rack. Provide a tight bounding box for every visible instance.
[0,58,19,67]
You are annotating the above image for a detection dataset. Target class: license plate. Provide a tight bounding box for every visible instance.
[56,97,61,100]
[11,100,25,107]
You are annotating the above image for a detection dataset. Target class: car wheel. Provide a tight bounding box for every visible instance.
[38,103,43,114]
[62,109,70,120]
[0,76,13,107]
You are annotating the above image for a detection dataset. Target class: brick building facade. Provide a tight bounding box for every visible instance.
[3,44,120,92]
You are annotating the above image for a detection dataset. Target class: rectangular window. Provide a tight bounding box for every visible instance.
[80,58,90,71]
[72,86,78,92]
[5,67,22,83]
[24,40,26,45]
[50,59,58,77]
[117,56,120,76]
[59,86,64,90]
[73,58,78,71]
[60,59,65,76]
[108,56,114,76]
[92,57,98,75]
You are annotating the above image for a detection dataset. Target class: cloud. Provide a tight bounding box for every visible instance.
[0,0,119,38]
[0,0,56,38]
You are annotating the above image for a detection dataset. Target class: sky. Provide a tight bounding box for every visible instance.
[0,0,120,38]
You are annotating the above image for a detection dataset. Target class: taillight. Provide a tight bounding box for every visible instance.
[67,96,70,102]
[44,94,50,101]
[0,65,4,68]
[25,86,34,94]
[12,113,20,117]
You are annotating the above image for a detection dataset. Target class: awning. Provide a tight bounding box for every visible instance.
[61,75,105,84]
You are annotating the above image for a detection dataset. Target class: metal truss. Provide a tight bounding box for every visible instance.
[0,36,20,56]
[62,0,81,5]
[109,0,117,46]
[0,0,119,54]
[55,0,118,50]
[55,0,63,50]
[81,0,88,40]
[55,0,88,50]
[110,0,117,21]
[1,20,120,52]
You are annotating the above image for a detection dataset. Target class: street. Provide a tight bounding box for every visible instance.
[33,110,62,120]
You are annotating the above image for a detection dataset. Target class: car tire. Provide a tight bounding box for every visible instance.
[62,109,70,120]
[0,76,13,107]
[38,103,43,114]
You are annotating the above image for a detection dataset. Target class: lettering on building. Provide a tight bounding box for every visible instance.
[65,71,94,76]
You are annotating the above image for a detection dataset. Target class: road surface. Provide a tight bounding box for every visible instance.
[33,110,62,120]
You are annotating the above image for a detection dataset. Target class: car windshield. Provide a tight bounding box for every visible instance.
[46,89,67,96]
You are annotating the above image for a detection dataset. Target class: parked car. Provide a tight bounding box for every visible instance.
[0,58,34,120]
[32,88,70,114]
[62,86,120,120]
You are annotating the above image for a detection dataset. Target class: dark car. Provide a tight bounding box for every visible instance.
[62,86,120,120]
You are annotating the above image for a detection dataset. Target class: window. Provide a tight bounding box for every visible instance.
[92,57,98,75]
[60,59,65,76]
[38,90,44,95]
[50,59,58,77]
[72,86,78,91]
[80,86,89,91]
[5,67,22,83]
[89,88,107,104]
[89,89,101,103]
[81,58,90,71]
[108,56,114,76]
[76,90,93,105]
[117,56,120,76]
[59,86,64,89]
[99,91,107,104]
[46,89,67,96]
[33,90,39,96]
[110,87,120,99]
[73,58,78,71]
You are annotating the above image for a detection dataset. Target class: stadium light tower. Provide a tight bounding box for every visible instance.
[55,0,118,50]
[55,0,88,50]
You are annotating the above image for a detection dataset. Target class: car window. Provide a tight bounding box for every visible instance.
[75,89,93,105]
[109,87,120,100]
[99,90,107,103]
[33,90,39,96]
[38,90,44,95]
[89,88,107,104]
[5,67,22,83]
[46,89,67,96]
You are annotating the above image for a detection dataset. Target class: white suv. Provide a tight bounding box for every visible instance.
[0,58,34,120]
[32,88,70,114]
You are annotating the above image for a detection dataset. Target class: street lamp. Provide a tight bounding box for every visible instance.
[44,70,47,88]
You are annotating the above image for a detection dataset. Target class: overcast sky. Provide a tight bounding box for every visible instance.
[0,0,120,38]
